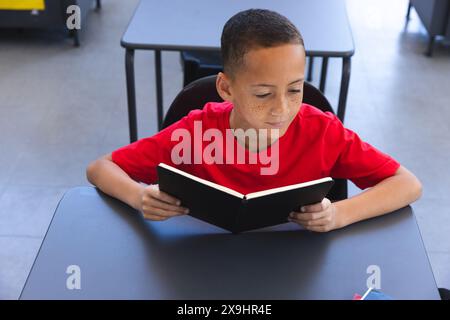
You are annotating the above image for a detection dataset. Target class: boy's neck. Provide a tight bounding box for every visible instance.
[229,109,280,152]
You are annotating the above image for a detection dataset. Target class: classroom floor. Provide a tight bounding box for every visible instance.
[1,0,449,299]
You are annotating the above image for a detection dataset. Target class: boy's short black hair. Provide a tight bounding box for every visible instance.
[221,9,304,77]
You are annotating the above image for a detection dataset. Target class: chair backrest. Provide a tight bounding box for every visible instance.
[162,75,347,200]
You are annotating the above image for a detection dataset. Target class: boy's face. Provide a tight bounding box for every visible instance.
[217,44,306,138]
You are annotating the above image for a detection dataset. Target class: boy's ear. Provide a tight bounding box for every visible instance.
[216,72,233,102]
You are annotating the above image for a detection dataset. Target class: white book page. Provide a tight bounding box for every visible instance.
[245,177,333,200]
[158,163,244,199]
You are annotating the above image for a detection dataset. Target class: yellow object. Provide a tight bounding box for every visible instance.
[0,0,45,10]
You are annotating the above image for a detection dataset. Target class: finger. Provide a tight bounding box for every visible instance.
[154,190,181,206]
[147,186,181,205]
[146,197,189,214]
[142,213,169,221]
[143,206,186,218]
[289,210,327,221]
[304,225,330,233]
[301,198,331,213]
[289,219,329,233]
[289,216,330,227]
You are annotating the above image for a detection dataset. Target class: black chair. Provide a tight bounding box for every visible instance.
[162,75,347,201]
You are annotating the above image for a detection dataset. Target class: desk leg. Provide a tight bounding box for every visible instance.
[70,29,80,47]
[155,50,164,131]
[337,57,351,122]
[426,35,435,57]
[406,1,412,21]
[319,57,328,93]
[307,56,314,82]
[125,49,138,142]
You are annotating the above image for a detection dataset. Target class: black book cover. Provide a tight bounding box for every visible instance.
[157,163,334,233]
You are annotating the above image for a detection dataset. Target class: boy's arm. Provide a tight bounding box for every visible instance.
[289,165,422,232]
[86,154,189,220]
[87,153,143,210]
[335,165,422,227]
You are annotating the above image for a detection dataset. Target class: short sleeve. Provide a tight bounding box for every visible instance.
[327,117,400,189]
[111,110,202,184]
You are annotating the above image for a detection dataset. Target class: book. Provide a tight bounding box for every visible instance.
[156,163,334,233]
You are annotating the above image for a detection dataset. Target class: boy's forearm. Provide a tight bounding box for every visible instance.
[334,166,422,228]
[86,156,144,210]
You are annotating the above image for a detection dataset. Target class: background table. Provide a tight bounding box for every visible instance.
[20,187,440,299]
[121,0,355,142]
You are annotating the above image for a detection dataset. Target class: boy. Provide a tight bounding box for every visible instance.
[87,9,422,233]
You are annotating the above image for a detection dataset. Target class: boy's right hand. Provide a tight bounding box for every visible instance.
[136,184,189,221]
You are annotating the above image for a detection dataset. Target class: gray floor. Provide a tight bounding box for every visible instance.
[0,0,449,299]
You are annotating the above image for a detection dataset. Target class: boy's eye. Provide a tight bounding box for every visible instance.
[289,89,302,94]
[255,93,271,98]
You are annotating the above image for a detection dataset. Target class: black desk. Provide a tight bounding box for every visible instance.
[20,187,439,299]
[121,0,355,142]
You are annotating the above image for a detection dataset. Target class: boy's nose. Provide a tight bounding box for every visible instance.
[270,98,289,117]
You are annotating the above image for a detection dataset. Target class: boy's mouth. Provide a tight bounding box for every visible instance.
[265,120,287,128]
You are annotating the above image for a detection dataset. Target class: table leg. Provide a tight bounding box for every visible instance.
[155,50,164,131]
[71,29,80,47]
[307,56,314,82]
[319,57,329,93]
[125,48,138,142]
[337,57,351,122]
[406,1,412,21]
[425,35,435,57]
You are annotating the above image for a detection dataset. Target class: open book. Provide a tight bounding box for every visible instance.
[157,163,334,233]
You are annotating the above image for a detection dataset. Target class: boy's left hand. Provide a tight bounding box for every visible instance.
[288,198,341,232]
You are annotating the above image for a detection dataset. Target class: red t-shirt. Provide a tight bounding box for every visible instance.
[112,102,400,194]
